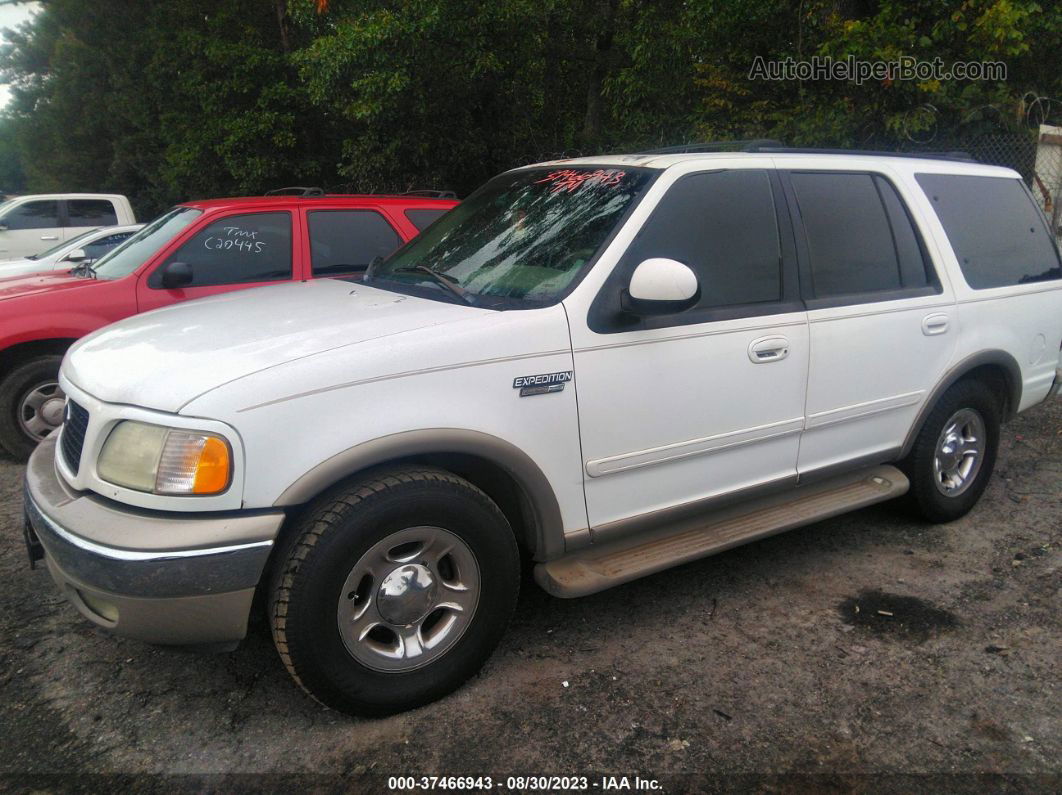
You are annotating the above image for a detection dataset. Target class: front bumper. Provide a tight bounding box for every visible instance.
[24,438,285,645]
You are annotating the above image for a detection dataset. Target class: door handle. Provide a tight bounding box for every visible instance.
[748,336,790,363]
[40,235,59,241]
[921,313,949,336]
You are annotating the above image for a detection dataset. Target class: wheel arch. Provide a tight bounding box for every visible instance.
[0,338,77,375]
[900,350,1021,459]
[273,429,566,561]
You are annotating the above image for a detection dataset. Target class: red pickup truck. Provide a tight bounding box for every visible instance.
[0,191,457,458]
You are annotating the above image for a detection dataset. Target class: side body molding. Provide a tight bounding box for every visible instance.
[899,350,1023,458]
[273,428,567,560]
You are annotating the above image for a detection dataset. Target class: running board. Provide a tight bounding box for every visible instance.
[535,465,909,598]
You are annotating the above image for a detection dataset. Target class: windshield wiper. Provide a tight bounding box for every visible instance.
[364,255,383,281]
[394,265,475,306]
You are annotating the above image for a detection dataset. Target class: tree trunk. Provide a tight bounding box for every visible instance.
[274,0,290,53]
[581,0,619,148]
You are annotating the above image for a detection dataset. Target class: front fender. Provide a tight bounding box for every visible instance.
[273,428,567,561]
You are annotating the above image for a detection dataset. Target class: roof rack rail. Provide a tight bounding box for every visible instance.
[265,186,326,197]
[743,144,975,162]
[637,139,785,155]
[635,141,976,163]
[401,189,458,199]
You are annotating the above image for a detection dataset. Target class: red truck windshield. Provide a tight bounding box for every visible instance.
[92,207,202,281]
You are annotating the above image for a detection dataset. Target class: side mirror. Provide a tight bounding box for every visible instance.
[621,258,700,315]
[160,260,193,289]
[64,248,88,263]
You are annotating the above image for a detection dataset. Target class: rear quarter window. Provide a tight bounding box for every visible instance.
[404,208,450,231]
[916,174,1061,289]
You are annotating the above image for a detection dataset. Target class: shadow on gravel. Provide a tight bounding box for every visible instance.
[838,589,960,642]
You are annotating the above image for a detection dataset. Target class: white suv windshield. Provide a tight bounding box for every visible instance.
[92,207,202,281]
[367,167,655,308]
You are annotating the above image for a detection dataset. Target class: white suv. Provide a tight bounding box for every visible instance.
[23,149,1062,716]
[0,193,136,260]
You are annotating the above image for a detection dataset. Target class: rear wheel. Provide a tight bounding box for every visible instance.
[0,355,65,460]
[901,379,1001,523]
[268,466,520,716]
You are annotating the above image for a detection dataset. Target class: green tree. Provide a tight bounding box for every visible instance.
[0,0,345,215]
[0,117,26,194]
[1,0,1059,211]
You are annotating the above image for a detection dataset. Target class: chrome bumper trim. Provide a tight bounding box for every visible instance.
[25,494,271,563]
[24,487,274,598]
[24,439,280,600]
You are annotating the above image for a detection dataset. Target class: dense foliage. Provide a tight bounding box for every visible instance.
[0,0,1059,215]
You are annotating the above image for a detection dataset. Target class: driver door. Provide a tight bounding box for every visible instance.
[570,168,810,531]
[0,199,62,260]
[136,210,301,312]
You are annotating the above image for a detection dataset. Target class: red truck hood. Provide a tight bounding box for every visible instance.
[0,271,105,301]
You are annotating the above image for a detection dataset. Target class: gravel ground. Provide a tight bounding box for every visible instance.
[0,400,1059,793]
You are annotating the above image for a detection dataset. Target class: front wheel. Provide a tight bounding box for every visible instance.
[268,467,521,716]
[901,379,1001,523]
[0,355,65,460]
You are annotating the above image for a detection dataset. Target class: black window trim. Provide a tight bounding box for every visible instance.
[148,209,295,289]
[587,168,803,334]
[779,168,943,310]
[307,207,401,276]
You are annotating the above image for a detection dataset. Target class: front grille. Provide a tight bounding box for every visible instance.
[60,400,89,475]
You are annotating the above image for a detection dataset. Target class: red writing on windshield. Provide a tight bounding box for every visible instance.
[534,169,627,193]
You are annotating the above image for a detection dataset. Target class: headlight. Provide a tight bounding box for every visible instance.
[97,421,232,495]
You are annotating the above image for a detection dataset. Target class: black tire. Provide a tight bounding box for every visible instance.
[268,466,521,716]
[0,355,64,461]
[900,378,1001,523]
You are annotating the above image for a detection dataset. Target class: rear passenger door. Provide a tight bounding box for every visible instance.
[305,209,402,278]
[779,168,957,475]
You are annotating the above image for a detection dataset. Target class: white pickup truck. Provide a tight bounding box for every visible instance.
[0,193,135,260]
[23,148,1062,716]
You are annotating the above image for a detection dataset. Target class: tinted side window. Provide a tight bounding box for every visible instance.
[160,212,292,287]
[68,199,118,226]
[4,200,60,230]
[916,174,1062,288]
[790,172,903,297]
[308,210,401,276]
[84,232,134,259]
[622,170,781,308]
[405,208,449,231]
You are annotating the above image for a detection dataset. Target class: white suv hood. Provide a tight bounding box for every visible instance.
[64,279,476,413]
